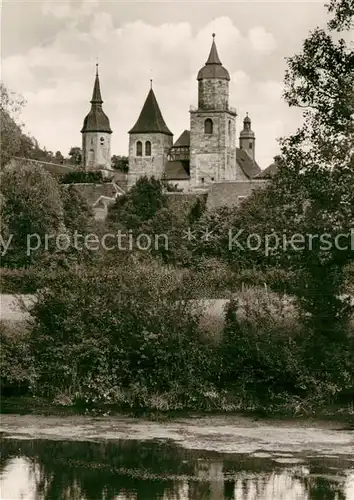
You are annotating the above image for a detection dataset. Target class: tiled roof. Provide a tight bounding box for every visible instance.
[236,148,261,179]
[129,88,173,136]
[81,68,112,134]
[91,67,103,104]
[207,180,268,209]
[173,130,190,148]
[255,162,278,179]
[164,160,190,180]
[81,108,112,134]
[197,36,230,81]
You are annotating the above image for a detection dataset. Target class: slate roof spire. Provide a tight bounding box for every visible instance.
[206,33,222,65]
[91,63,103,104]
[197,34,230,81]
[129,86,173,136]
[81,64,112,134]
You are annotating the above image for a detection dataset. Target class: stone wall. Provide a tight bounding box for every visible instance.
[189,110,237,187]
[82,132,111,170]
[198,79,229,110]
[128,132,173,186]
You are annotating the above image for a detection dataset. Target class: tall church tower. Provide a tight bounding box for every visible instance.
[128,83,173,186]
[81,64,112,170]
[239,113,256,161]
[189,34,237,187]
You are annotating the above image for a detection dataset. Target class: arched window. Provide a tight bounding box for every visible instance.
[228,120,231,135]
[136,141,142,157]
[145,141,151,156]
[204,118,213,134]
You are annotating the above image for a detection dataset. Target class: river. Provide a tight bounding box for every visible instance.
[0,414,353,499]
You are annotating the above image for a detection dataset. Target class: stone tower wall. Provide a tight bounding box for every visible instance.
[189,110,237,186]
[239,135,255,161]
[128,132,173,186]
[82,132,111,170]
[198,79,229,110]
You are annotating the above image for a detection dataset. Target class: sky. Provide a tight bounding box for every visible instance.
[1,0,331,168]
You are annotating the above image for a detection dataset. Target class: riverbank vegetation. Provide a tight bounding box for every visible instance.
[1,1,353,417]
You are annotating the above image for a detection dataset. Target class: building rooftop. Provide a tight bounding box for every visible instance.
[81,65,112,134]
[197,34,230,81]
[172,130,190,148]
[236,148,261,179]
[129,87,173,136]
[164,159,190,180]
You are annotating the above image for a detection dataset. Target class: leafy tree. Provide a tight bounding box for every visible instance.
[54,151,65,164]
[276,0,354,338]
[0,162,65,267]
[111,155,129,173]
[108,176,166,230]
[327,0,354,30]
[68,147,82,166]
[0,83,35,167]
[60,185,94,234]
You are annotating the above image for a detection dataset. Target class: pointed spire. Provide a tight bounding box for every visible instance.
[81,64,112,134]
[91,63,103,104]
[206,33,222,65]
[129,86,172,136]
[197,33,230,81]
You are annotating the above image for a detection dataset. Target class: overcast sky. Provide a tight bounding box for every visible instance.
[2,0,330,168]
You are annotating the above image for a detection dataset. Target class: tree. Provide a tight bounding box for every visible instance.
[108,176,166,230]
[277,0,354,338]
[199,2,354,341]
[54,151,64,164]
[0,83,36,168]
[69,147,82,166]
[111,155,129,173]
[60,185,94,234]
[0,162,65,267]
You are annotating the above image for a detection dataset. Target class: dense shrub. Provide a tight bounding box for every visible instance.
[28,263,217,407]
[219,292,354,411]
[0,321,35,395]
[60,171,109,184]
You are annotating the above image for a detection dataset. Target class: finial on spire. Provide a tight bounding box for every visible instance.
[95,62,99,76]
[212,33,215,38]
[150,79,153,89]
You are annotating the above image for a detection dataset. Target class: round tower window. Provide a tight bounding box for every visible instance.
[100,137,105,143]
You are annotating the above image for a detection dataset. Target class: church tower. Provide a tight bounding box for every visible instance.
[239,113,255,161]
[189,34,237,187]
[128,83,173,186]
[81,64,112,170]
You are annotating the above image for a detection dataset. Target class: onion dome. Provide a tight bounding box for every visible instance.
[240,113,255,137]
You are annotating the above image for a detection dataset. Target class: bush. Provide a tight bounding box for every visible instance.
[219,291,354,410]
[0,321,35,396]
[28,263,216,406]
[60,171,109,184]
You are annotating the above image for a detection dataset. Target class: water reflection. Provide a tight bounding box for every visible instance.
[0,438,353,499]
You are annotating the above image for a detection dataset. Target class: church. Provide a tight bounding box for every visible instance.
[80,34,266,194]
